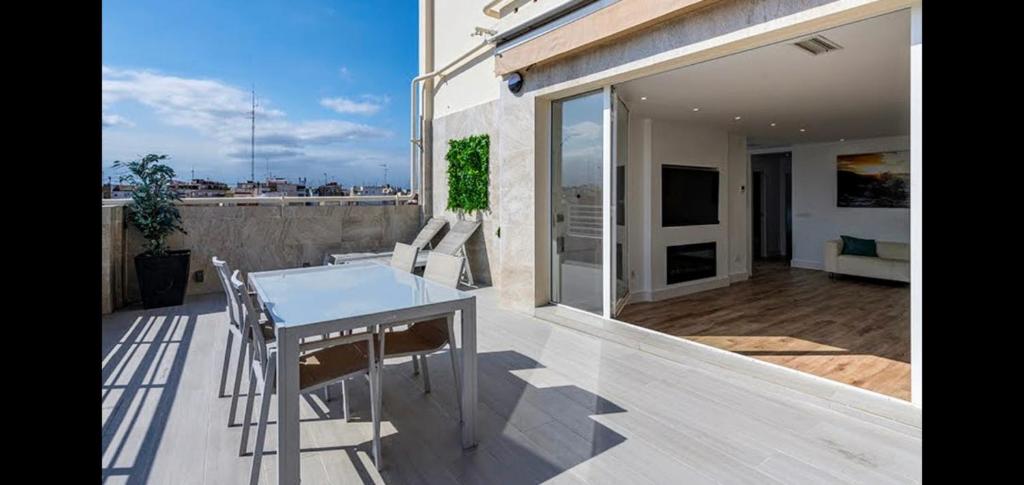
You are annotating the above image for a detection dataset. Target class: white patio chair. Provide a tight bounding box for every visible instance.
[376,252,465,422]
[210,255,274,425]
[231,270,383,483]
[318,244,419,413]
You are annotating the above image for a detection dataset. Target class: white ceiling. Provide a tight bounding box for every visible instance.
[615,9,911,148]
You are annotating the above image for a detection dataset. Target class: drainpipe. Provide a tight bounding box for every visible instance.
[413,0,434,221]
[411,0,496,221]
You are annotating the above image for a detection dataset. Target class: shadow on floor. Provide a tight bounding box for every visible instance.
[101,297,221,484]
[103,293,628,484]
[290,349,629,484]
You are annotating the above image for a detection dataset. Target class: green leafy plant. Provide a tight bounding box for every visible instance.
[445,134,490,214]
[114,154,187,256]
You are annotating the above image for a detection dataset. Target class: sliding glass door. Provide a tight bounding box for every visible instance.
[612,91,629,316]
[551,86,628,318]
[551,90,605,314]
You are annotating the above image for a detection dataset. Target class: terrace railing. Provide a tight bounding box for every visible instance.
[102,194,416,207]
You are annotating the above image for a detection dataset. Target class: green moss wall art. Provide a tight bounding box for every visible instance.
[445,134,490,214]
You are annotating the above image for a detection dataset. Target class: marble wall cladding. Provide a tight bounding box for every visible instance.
[432,100,501,288]
[121,204,420,303]
[101,205,125,314]
[496,92,538,311]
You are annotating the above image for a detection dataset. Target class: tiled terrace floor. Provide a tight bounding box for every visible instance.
[102,287,920,485]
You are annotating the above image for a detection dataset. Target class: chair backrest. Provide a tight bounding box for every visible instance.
[230,270,272,369]
[433,220,481,255]
[212,257,241,328]
[423,252,465,289]
[391,242,419,273]
[409,217,449,249]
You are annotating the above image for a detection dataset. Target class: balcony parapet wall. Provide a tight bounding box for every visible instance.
[101,197,420,312]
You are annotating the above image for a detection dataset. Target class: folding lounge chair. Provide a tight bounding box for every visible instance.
[412,219,481,286]
[330,217,448,265]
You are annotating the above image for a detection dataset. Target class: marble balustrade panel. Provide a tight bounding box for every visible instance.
[120,204,421,304]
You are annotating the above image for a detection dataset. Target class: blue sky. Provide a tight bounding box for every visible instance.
[102,0,418,188]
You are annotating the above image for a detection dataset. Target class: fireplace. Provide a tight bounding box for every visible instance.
[666,242,716,284]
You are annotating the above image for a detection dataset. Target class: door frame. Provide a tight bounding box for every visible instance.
[611,87,630,317]
[601,85,613,319]
[547,85,622,320]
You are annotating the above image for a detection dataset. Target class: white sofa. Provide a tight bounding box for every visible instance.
[824,239,909,283]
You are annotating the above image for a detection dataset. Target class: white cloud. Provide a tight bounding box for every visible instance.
[564,121,602,141]
[101,66,403,186]
[319,95,386,115]
[102,67,284,139]
[102,113,134,128]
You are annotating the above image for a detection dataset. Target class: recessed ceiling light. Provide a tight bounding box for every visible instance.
[734,116,742,121]
[640,96,647,101]
[839,138,845,142]
[692,107,700,112]
[770,122,776,127]
[800,128,806,132]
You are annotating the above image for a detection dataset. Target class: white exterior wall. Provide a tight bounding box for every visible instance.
[431,0,501,117]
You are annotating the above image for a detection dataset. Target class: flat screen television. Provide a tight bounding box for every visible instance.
[662,165,719,226]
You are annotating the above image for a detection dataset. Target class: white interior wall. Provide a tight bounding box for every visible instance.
[625,120,909,300]
[652,120,729,293]
[727,133,749,279]
[790,135,911,270]
[626,117,748,301]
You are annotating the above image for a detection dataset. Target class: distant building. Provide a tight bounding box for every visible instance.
[348,184,409,205]
[171,179,231,198]
[314,182,348,197]
[351,184,404,196]
[102,183,136,199]
[235,177,309,197]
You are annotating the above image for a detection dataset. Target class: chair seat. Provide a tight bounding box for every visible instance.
[299,342,371,390]
[380,318,449,356]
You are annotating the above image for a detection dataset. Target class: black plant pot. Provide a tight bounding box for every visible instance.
[135,250,191,309]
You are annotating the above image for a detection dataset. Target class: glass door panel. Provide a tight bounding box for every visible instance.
[551,90,605,315]
[612,91,629,315]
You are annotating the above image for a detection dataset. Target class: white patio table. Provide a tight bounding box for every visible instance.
[247,260,477,484]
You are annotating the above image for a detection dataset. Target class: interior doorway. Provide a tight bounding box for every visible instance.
[750,152,792,265]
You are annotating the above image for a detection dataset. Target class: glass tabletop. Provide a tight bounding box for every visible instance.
[248,261,473,328]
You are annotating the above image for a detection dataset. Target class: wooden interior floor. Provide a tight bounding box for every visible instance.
[618,261,911,400]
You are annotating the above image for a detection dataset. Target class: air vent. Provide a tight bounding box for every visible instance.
[793,35,843,55]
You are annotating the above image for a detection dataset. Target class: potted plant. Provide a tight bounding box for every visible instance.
[115,154,191,309]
